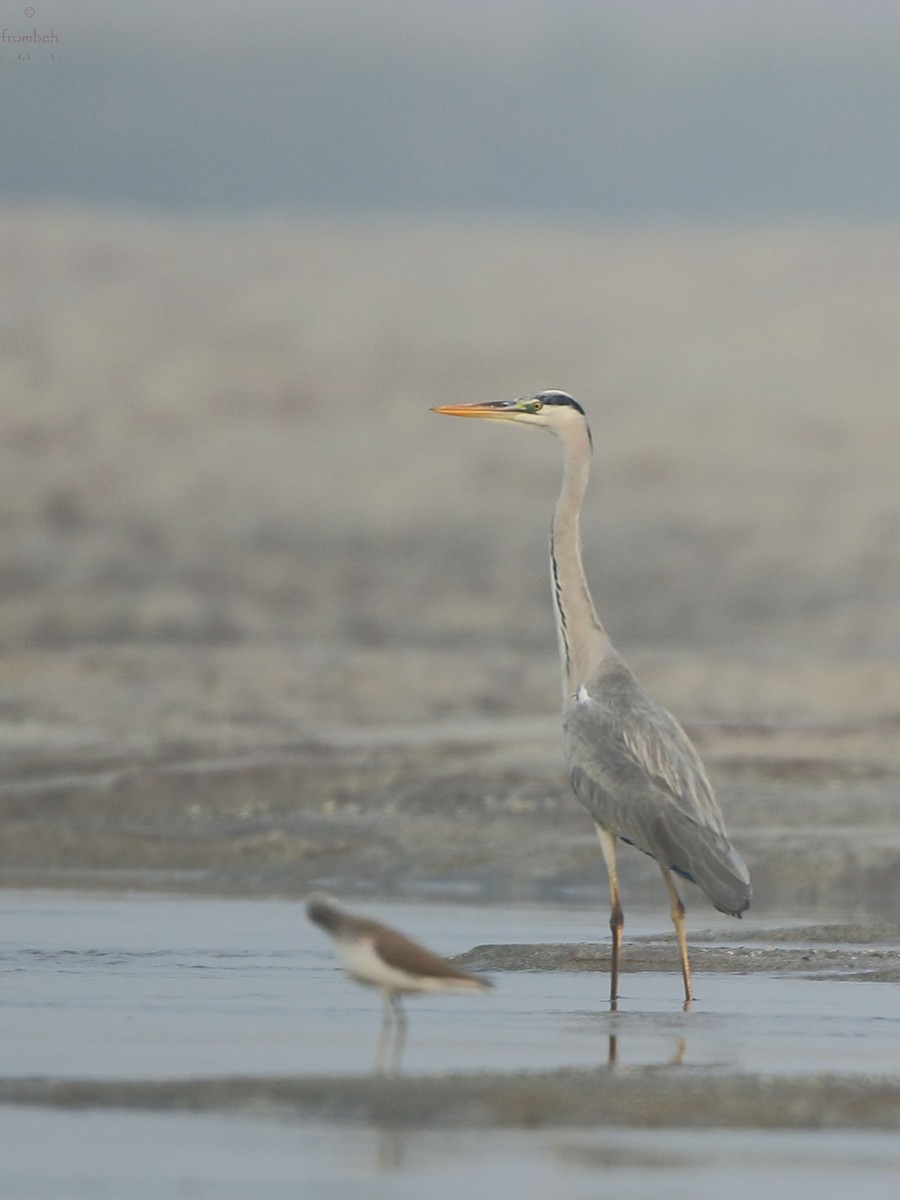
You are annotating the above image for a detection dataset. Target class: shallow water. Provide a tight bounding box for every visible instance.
[3,890,900,1198]
[3,1111,900,1200]
[2,891,898,1079]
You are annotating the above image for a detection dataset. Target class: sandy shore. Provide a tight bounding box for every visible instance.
[2,212,900,661]
[1,643,899,915]
[3,1069,900,1131]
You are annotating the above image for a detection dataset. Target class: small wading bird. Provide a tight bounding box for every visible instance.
[433,392,751,1007]
[306,895,491,1071]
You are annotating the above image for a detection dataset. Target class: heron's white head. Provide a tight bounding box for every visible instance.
[432,390,591,447]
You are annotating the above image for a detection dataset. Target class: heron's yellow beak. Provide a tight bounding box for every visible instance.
[431,401,519,420]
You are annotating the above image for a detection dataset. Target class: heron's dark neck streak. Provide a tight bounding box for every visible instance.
[550,421,609,697]
[549,531,570,681]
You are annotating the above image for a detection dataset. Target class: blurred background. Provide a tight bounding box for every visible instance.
[7,0,900,221]
[1,0,898,663]
[1,1,899,897]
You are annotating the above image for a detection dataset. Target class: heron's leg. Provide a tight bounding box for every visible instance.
[389,994,407,1075]
[660,866,693,1003]
[375,990,394,1074]
[595,824,623,1010]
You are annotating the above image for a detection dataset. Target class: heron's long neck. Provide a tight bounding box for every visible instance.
[550,425,610,698]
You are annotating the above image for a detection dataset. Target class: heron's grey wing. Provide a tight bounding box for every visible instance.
[564,658,724,829]
[563,658,751,915]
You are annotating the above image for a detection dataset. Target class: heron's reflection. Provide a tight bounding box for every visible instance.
[603,1000,690,1071]
[605,1031,688,1068]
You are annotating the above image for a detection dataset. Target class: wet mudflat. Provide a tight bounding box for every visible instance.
[4,651,900,915]
[3,891,900,1198]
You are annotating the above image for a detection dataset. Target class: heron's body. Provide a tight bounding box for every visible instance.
[564,655,751,917]
[433,391,751,1005]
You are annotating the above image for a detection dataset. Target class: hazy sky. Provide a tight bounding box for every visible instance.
[3,0,900,220]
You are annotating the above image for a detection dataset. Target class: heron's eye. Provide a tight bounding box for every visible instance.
[526,399,543,414]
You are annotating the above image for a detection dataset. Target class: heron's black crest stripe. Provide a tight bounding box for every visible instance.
[536,391,586,416]
[533,391,592,449]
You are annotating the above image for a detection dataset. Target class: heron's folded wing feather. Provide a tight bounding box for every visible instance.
[564,674,751,914]
[565,665,726,835]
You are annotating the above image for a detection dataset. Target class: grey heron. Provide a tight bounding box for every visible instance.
[433,391,751,1006]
